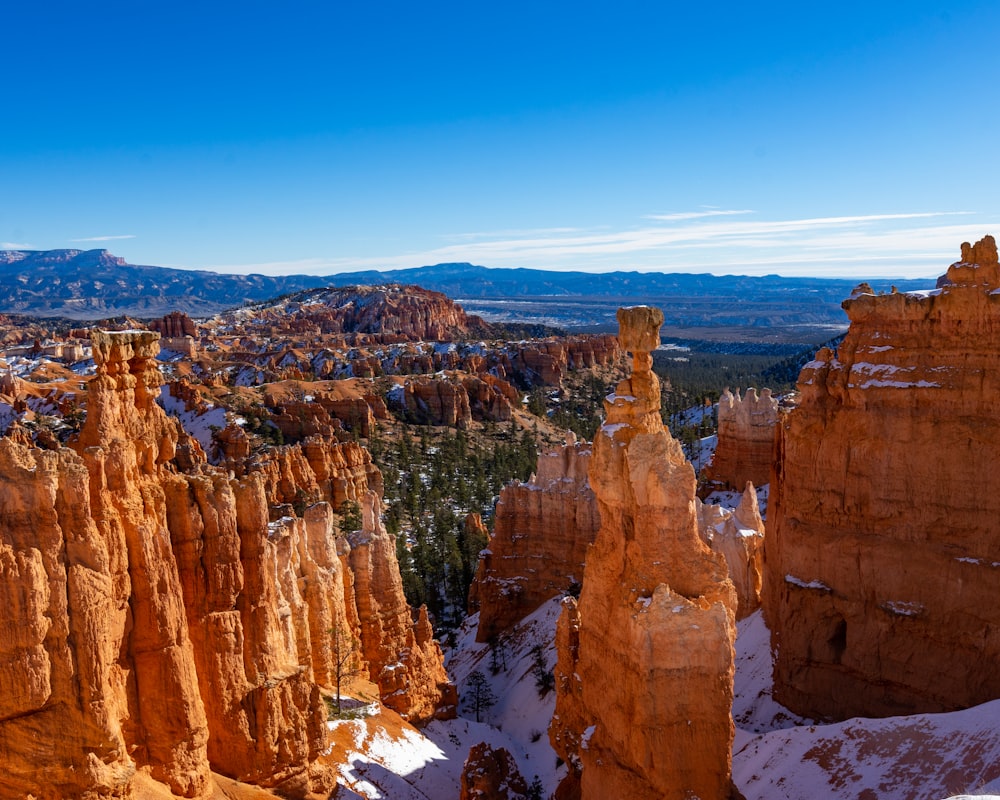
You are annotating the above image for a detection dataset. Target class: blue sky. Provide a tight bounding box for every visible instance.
[3,1,999,279]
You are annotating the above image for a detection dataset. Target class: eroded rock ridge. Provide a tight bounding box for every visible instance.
[0,330,453,799]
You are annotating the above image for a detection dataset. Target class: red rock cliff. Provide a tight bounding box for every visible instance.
[0,329,453,798]
[473,435,599,643]
[765,235,1000,720]
[550,307,739,800]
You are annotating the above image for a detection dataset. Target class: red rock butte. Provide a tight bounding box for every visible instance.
[765,235,1000,719]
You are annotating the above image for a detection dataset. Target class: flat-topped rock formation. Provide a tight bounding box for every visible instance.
[765,235,1000,719]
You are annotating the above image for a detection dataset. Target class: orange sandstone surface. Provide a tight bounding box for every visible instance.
[0,329,452,799]
[705,387,778,490]
[765,235,1000,719]
[472,434,599,643]
[550,307,739,800]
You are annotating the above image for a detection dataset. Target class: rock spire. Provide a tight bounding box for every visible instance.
[550,306,739,799]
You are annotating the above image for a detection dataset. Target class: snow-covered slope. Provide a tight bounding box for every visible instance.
[733,611,1000,800]
[329,598,565,798]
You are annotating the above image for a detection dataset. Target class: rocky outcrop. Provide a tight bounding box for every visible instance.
[461,374,519,422]
[149,310,198,338]
[474,435,598,642]
[509,335,621,386]
[270,399,341,442]
[550,307,739,800]
[224,284,493,341]
[347,492,458,722]
[697,483,766,619]
[402,378,473,428]
[705,387,778,490]
[765,236,1000,720]
[0,329,453,798]
[459,743,529,800]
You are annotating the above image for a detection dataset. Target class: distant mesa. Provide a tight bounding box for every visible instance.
[0,248,937,335]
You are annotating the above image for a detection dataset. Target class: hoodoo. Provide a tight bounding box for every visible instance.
[0,329,454,798]
[705,387,778,490]
[550,306,739,799]
[766,235,1000,719]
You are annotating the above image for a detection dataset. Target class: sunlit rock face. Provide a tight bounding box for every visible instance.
[472,435,599,643]
[766,235,1000,720]
[706,387,778,490]
[550,306,740,800]
[0,329,454,798]
[697,482,766,620]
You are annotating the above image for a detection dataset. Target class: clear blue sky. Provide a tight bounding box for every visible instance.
[3,1,999,279]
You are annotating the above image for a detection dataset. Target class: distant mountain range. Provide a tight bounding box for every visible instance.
[0,249,938,330]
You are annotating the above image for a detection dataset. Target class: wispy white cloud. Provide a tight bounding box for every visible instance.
[201,210,997,279]
[643,209,754,221]
[1,242,33,250]
[69,234,136,242]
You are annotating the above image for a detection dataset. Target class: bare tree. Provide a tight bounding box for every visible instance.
[332,625,362,716]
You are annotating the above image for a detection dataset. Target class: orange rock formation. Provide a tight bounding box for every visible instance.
[550,307,739,800]
[473,435,598,642]
[766,235,1000,719]
[0,329,453,798]
[460,743,529,800]
[697,483,766,619]
[705,387,778,490]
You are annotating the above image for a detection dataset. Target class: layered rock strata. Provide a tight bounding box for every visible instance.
[766,236,1000,719]
[550,307,739,800]
[705,387,778,489]
[0,329,452,799]
[473,435,598,642]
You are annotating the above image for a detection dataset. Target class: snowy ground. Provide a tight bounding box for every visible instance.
[334,600,1000,800]
[330,599,565,799]
[158,386,227,452]
[733,611,1000,800]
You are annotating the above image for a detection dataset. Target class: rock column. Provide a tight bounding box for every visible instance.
[550,306,739,800]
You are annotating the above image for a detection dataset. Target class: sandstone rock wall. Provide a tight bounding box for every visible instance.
[347,492,457,722]
[0,329,452,798]
[473,436,598,643]
[765,236,1000,719]
[705,387,778,489]
[550,307,738,800]
[150,311,197,338]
